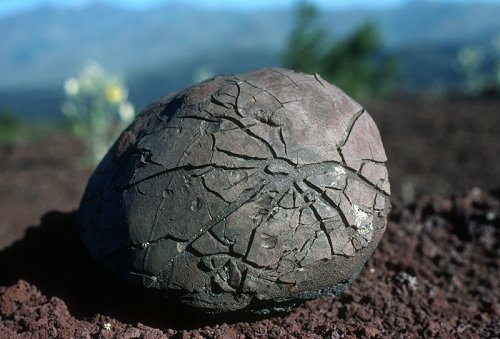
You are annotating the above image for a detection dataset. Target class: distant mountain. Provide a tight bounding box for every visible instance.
[0,3,288,90]
[1,1,500,118]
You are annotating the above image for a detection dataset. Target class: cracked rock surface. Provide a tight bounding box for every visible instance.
[77,68,390,313]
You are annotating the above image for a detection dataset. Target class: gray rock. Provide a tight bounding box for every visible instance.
[77,68,391,314]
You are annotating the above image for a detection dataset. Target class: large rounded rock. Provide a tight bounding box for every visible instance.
[77,68,390,314]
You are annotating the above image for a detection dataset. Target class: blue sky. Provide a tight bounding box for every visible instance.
[0,0,406,15]
[1,0,499,17]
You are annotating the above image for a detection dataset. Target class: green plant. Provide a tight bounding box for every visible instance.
[492,34,500,90]
[455,34,500,96]
[456,46,486,95]
[61,61,135,165]
[283,1,325,74]
[0,109,58,145]
[0,109,22,143]
[283,1,399,100]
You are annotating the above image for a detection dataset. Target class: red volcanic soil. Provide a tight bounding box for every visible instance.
[0,97,499,338]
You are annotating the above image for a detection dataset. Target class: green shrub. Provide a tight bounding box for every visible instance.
[283,1,399,100]
[455,34,500,96]
[0,110,22,143]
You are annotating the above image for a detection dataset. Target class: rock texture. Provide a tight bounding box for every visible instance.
[77,68,390,313]
[1,189,498,337]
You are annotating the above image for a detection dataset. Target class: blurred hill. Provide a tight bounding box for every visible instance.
[1,1,500,119]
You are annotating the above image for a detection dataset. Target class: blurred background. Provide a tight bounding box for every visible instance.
[1,0,500,246]
[2,0,500,116]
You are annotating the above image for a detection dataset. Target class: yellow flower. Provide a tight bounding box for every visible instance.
[105,84,125,103]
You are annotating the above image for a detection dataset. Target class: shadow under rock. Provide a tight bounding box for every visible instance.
[0,211,272,330]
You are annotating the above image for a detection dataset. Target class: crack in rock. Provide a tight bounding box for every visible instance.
[77,68,390,314]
